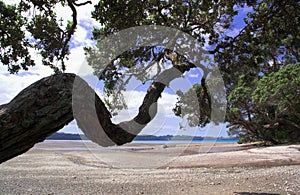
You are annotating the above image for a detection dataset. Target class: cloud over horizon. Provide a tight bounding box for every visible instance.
[1,1,232,138]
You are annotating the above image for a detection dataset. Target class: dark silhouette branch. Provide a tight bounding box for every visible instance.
[59,0,92,70]
[73,64,195,146]
[0,64,195,163]
[73,1,92,6]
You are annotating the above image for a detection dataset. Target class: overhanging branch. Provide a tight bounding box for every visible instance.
[59,0,92,70]
[73,0,92,6]
[0,63,195,163]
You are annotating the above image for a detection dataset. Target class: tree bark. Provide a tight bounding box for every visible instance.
[0,64,194,163]
[0,73,75,163]
[72,64,193,146]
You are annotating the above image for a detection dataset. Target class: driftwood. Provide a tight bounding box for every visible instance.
[0,65,194,163]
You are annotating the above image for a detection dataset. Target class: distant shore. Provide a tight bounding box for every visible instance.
[30,140,300,168]
[0,140,299,194]
[47,132,239,142]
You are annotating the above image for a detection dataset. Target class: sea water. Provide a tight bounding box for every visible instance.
[132,139,238,144]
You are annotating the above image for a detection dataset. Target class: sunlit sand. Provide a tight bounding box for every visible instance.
[0,140,299,194]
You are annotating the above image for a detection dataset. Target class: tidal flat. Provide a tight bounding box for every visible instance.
[0,140,299,194]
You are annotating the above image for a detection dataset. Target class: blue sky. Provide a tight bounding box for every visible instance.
[0,1,250,138]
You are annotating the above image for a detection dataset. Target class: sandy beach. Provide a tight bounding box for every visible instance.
[0,140,299,194]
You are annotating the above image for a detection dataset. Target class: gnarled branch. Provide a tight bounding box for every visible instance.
[0,64,194,163]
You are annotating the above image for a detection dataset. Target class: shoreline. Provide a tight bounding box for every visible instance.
[1,140,299,194]
[5,140,300,169]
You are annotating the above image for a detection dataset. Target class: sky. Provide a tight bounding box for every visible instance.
[0,1,250,138]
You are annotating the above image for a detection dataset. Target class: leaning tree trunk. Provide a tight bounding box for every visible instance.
[0,64,194,163]
[0,74,75,163]
[0,73,138,163]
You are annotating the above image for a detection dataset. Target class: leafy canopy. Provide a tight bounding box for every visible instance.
[86,0,242,123]
[0,0,91,73]
[88,0,300,143]
[1,0,299,143]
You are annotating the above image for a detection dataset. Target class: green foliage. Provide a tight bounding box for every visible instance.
[87,0,241,113]
[173,84,210,127]
[27,14,65,71]
[0,0,79,73]
[250,63,300,143]
[0,1,34,73]
[1,0,299,144]
[90,0,299,143]
[253,63,300,109]
[91,0,237,41]
[215,0,300,144]
[237,134,255,144]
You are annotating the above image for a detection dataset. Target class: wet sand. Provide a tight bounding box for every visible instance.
[0,140,299,194]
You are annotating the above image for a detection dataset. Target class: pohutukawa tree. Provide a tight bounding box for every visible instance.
[1,0,299,163]
[213,0,300,144]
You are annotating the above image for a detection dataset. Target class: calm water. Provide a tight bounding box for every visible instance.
[132,139,238,144]
[37,139,238,151]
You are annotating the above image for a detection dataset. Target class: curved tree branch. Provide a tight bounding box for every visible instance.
[73,64,195,146]
[59,0,92,70]
[0,64,195,163]
[73,0,92,7]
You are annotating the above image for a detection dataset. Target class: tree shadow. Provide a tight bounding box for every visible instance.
[234,193,280,195]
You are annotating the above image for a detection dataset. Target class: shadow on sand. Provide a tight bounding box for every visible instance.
[234,192,280,195]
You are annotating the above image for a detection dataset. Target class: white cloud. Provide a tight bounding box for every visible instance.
[70,26,89,47]
[0,1,99,135]
[5,0,20,5]
[58,121,82,134]
[110,90,178,122]
[0,47,54,104]
[188,73,199,78]
[169,77,194,93]
[0,71,44,103]
[65,47,94,76]
[1,1,231,137]
[107,89,183,136]
[225,27,241,37]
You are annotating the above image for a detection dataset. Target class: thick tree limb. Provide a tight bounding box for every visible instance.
[0,74,75,163]
[0,64,194,163]
[73,64,194,146]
